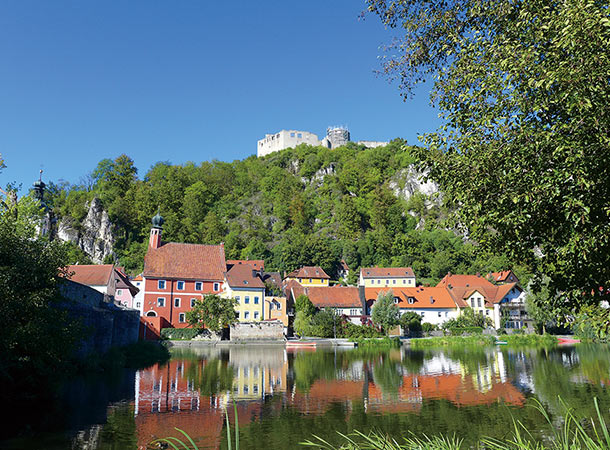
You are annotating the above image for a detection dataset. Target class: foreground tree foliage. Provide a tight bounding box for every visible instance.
[0,189,83,399]
[368,0,610,309]
[372,290,400,335]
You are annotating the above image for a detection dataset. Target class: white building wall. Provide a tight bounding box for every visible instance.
[257,130,320,157]
[133,279,145,316]
[400,307,459,326]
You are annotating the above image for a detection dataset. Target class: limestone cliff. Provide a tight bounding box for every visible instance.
[56,197,115,264]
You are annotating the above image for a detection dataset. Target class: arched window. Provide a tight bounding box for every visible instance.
[146,311,157,317]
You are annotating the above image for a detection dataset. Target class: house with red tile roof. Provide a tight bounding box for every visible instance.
[487,270,520,285]
[285,281,365,323]
[227,259,265,270]
[359,267,416,288]
[285,266,330,286]
[65,264,139,307]
[222,262,266,322]
[142,213,226,330]
[364,286,460,326]
[437,273,527,329]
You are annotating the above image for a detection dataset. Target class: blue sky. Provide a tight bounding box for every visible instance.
[0,1,440,191]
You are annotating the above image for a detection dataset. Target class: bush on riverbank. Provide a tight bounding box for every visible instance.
[411,335,496,348]
[502,334,558,347]
[160,327,203,340]
[351,337,401,348]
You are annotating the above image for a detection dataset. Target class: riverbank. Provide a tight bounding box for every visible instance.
[407,334,559,348]
[165,338,358,347]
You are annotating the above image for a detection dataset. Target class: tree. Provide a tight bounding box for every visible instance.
[372,290,400,335]
[399,311,422,333]
[186,295,237,333]
[295,294,316,317]
[368,0,610,308]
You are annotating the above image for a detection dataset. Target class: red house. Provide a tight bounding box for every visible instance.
[141,212,226,332]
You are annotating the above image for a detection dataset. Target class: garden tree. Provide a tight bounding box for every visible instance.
[443,308,492,329]
[295,294,316,317]
[368,0,610,310]
[371,290,400,335]
[399,311,422,333]
[293,312,313,337]
[525,276,563,334]
[186,295,237,332]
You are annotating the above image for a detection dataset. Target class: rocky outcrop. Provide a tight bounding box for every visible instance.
[56,197,115,263]
[389,166,440,202]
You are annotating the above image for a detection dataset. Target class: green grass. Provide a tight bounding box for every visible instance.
[410,335,496,348]
[501,334,558,347]
[351,337,402,348]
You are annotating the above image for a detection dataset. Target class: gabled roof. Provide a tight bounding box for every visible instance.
[488,270,519,283]
[437,273,520,307]
[286,266,330,279]
[364,287,458,309]
[360,267,415,278]
[305,286,362,308]
[227,259,265,270]
[143,243,226,280]
[114,269,139,296]
[225,263,265,289]
[66,264,114,286]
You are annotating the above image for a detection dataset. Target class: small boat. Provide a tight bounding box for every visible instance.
[557,337,581,345]
[496,341,507,345]
[286,341,317,348]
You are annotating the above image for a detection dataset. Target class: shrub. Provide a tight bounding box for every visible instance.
[448,326,483,335]
[421,322,437,332]
[160,328,202,340]
[340,321,383,339]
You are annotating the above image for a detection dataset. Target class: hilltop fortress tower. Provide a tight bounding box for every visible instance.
[257,126,388,157]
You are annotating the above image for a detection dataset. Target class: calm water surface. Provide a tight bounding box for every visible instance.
[4,344,610,449]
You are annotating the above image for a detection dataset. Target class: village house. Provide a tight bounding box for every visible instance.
[364,286,460,326]
[286,281,365,324]
[359,267,416,288]
[265,296,289,328]
[487,270,520,285]
[142,213,226,329]
[66,263,139,306]
[131,274,145,314]
[285,266,330,286]
[223,262,266,322]
[437,273,528,329]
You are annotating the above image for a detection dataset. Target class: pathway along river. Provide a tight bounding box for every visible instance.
[3,344,610,449]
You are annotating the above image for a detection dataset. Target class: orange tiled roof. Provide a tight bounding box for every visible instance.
[225,263,265,289]
[286,266,330,279]
[143,243,226,280]
[66,264,114,286]
[365,286,458,309]
[305,286,362,308]
[227,259,265,270]
[489,270,519,283]
[360,267,415,278]
[437,273,519,307]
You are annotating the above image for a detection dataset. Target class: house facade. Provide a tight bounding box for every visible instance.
[222,263,266,322]
[285,266,330,287]
[286,282,365,324]
[66,264,139,307]
[142,213,226,329]
[359,267,416,288]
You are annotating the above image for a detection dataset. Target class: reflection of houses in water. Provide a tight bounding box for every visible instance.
[229,346,288,400]
[134,360,225,449]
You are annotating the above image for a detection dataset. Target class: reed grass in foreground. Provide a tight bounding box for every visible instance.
[150,398,609,450]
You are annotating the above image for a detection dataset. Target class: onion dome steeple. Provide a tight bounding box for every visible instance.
[152,210,164,228]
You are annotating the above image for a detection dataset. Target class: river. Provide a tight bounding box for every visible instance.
[3,344,610,449]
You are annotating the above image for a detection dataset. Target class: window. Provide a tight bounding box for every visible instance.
[403,279,406,284]
[421,312,425,317]
[253,384,259,394]
[377,279,381,285]
[290,132,295,137]
[385,279,389,284]
[235,296,240,304]
[191,298,196,307]
[179,313,185,323]
[245,311,250,319]
[275,301,281,310]
[471,299,476,307]
[174,298,181,308]
[254,311,259,319]
[309,278,312,283]
[213,283,220,291]
[408,297,414,304]
[298,278,302,283]
[116,289,122,296]
[393,279,396,284]
[394,297,399,304]
[486,309,490,315]
[157,297,165,307]
[243,385,249,394]
[177,281,185,290]
[445,311,449,317]
[236,311,240,318]
[254,296,259,304]
[245,296,250,304]
[477,298,482,308]
[158,280,166,289]
[350,309,359,315]
[136,302,141,308]
[297,133,302,138]
[194,282,202,290]
[438,311,442,317]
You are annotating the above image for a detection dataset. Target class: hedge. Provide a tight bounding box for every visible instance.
[447,326,483,335]
[160,328,202,340]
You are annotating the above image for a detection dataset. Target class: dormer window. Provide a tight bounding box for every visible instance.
[408,297,415,304]
[394,297,400,304]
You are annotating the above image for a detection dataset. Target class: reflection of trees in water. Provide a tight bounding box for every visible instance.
[184,358,234,396]
[96,402,137,448]
[401,349,425,374]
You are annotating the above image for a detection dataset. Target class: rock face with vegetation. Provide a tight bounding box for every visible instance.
[56,197,115,264]
[41,142,526,284]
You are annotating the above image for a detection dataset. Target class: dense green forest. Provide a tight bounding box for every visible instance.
[42,141,527,283]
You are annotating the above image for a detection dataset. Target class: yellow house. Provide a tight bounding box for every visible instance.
[285,266,330,286]
[222,263,265,322]
[359,267,416,288]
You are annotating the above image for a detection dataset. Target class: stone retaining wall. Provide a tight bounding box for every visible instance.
[230,320,285,341]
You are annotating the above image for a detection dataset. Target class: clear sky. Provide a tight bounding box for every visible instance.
[0,1,440,191]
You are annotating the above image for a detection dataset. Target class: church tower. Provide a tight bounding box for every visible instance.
[149,211,164,249]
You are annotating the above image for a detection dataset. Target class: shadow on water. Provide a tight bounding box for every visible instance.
[3,344,610,449]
